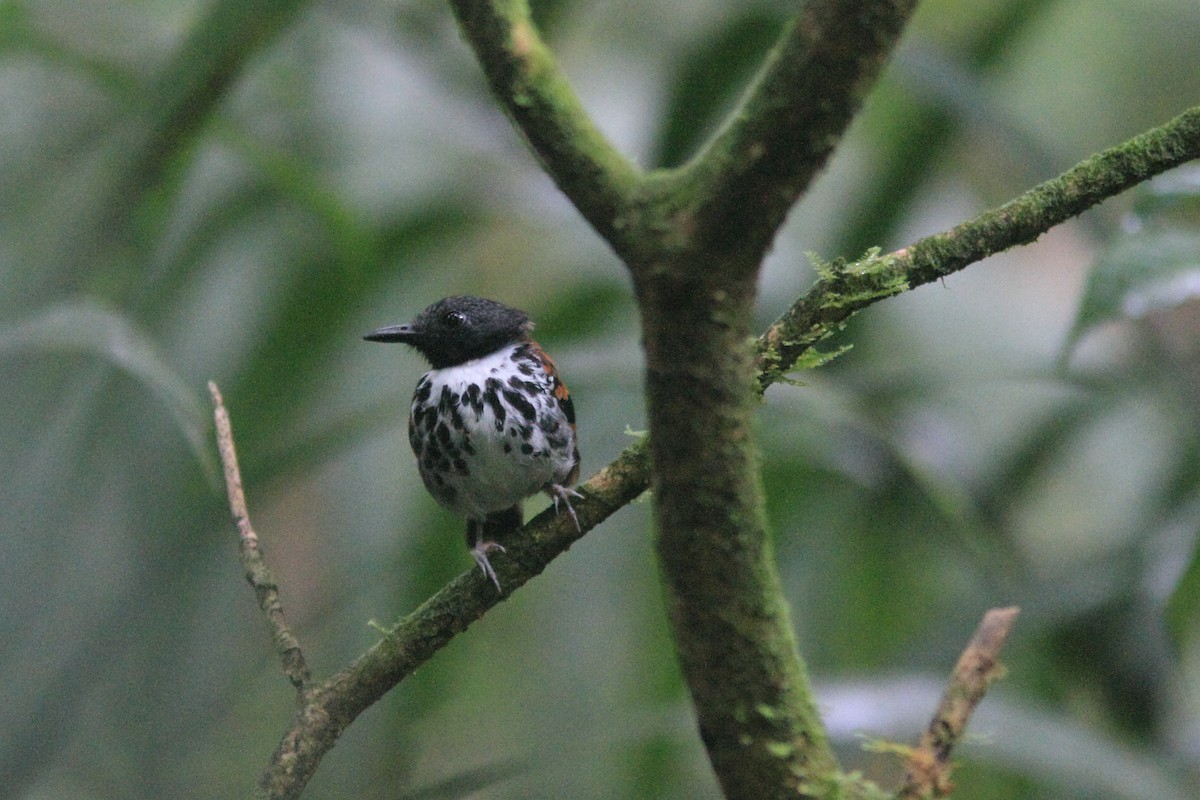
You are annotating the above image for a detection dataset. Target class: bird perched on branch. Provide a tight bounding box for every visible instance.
[365,296,581,590]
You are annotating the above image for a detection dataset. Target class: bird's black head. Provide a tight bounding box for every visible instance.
[364,295,533,369]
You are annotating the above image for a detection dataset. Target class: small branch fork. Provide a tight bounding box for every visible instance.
[214,375,1019,796]
[209,380,648,799]
[897,606,1021,800]
[213,381,1018,800]
[204,0,1200,793]
[210,98,1200,795]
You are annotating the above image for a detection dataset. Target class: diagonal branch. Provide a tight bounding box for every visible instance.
[252,437,650,799]
[674,0,919,266]
[756,104,1200,388]
[210,381,310,690]
[897,606,1021,799]
[446,0,642,249]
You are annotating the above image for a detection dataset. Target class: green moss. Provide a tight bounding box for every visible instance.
[765,740,796,758]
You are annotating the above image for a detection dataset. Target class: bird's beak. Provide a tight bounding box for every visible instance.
[363,323,418,343]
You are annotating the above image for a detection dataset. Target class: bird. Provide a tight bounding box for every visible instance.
[364,295,581,591]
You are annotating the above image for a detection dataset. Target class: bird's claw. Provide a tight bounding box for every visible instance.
[472,540,507,592]
[547,484,584,532]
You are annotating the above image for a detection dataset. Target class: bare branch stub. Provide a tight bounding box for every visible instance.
[897,606,1021,799]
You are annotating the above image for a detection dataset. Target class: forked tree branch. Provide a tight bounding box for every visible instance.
[233,104,1200,796]
[630,4,920,795]
[218,0,1200,793]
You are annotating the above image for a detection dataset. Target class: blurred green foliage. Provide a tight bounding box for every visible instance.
[3,0,1200,798]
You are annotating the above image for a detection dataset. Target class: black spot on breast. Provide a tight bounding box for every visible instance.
[520,443,534,455]
[462,438,475,456]
[436,422,451,445]
[503,443,512,453]
[414,378,433,404]
[483,379,507,427]
[438,389,464,432]
[508,374,542,395]
[453,458,468,475]
[463,383,483,415]
[516,360,536,376]
[502,386,536,420]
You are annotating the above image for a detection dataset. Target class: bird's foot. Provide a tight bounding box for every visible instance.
[546,484,584,532]
[471,539,507,592]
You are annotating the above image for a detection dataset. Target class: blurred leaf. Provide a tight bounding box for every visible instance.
[0,1,138,98]
[839,0,1062,254]
[527,0,571,37]
[48,0,311,293]
[216,121,379,272]
[651,9,787,168]
[1167,533,1200,649]
[977,694,1196,800]
[974,383,1116,539]
[392,757,528,800]
[142,0,313,163]
[0,299,213,478]
[531,278,629,344]
[1068,165,1200,351]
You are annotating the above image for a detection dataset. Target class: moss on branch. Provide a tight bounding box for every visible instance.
[672,0,919,268]
[757,105,1200,386]
[447,0,641,247]
[241,0,1200,790]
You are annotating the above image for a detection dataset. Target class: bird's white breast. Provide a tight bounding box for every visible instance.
[408,344,576,520]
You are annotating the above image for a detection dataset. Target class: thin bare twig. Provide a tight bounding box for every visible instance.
[209,381,310,690]
[896,606,1021,799]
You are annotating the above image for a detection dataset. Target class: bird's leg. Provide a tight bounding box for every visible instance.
[468,519,506,592]
[545,484,583,532]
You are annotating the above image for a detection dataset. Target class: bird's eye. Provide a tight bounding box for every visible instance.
[442,310,467,327]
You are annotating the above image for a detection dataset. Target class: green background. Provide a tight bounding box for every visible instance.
[4,0,1200,797]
